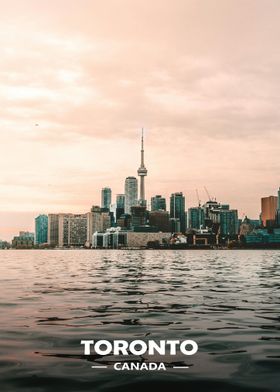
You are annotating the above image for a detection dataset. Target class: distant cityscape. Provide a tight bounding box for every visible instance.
[1,131,280,250]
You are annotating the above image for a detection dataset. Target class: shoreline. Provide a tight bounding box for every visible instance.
[2,247,280,251]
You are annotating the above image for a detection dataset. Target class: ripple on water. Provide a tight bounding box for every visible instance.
[0,249,279,392]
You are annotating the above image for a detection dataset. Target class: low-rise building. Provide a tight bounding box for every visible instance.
[126,232,171,248]
[92,228,171,248]
[243,228,280,246]
[12,231,34,249]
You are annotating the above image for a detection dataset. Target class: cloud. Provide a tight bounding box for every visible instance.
[0,0,280,239]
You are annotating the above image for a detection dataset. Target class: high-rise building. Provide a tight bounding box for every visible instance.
[62,214,87,247]
[188,207,205,229]
[151,195,166,211]
[131,206,146,228]
[202,200,239,236]
[86,206,111,247]
[125,176,138,214]
[101,187,112,209]
[137,129,148,206]
[35,214,48,244]
[169,218,181,233]
[116,194,125,220]
[149,210,170,232]
[48,213,60,246]
[48,213,88,247]
[261,195,278,227]
[170,192,186,232]
[116,194,125,209]
[219,210,239,236]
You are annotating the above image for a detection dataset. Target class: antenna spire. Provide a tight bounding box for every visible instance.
[137,128,147,206]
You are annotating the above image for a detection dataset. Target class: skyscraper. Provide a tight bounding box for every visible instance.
[170,192,186,233]
[116,194,125,209]
[131,206,146,228]
[35,214,48,244]
[62,214,88,247]
[125,176,138,214]
[219,210,239,236]
[48,213,60,246]
[137,129,147,206]
[116,194,125,220]
[188,207,205,229]
[261,195,277,227]
[151,195,166,211]
[101,187,112,209]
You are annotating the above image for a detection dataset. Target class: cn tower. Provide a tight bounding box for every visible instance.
[137,128,148,206]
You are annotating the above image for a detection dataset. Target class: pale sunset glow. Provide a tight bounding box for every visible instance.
[1,0,280,240]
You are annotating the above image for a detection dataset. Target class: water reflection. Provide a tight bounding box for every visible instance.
[0,250,279,391]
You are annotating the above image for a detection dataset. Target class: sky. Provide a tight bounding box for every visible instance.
[1,0,280,240]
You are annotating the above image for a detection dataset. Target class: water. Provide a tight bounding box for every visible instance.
[0,250,279,392]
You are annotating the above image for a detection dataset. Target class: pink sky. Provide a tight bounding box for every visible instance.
[1,0,280,240]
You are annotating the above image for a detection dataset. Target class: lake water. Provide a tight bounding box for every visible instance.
[0,250,279,392]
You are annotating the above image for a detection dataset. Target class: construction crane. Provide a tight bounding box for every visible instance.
[204,186,212,202]
[196,189,201,207]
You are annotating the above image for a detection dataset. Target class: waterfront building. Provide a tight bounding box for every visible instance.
[201,200,239,237]
[92,229,170,249]
[261,195,278,227]
[149,210,170,232]
[126,232,170,248]
[243,228,280,246]
[0,240,10,249]
[219,210,239,236]
[61,214,87,247]
[188,207,205,229]
[86,206,111,247]
[137,129,148,207]
[35,214,48,244]
[92,227,127,249]
[12,231,34,249]
[170,192,186,233]
[48,213,60,246]
[207,207,238,236]
[125,176,138,214]
[101,187,112,209]
[48,213,88,247]
[151,195,166,211]
[203,200,221,228]
[192,228,217,246]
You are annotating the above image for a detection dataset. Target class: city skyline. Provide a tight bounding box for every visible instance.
[1,0,280,240]
[1,124,280,240]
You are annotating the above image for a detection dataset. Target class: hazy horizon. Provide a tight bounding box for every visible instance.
[1,0,280,241]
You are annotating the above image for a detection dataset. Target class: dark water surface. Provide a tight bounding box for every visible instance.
[0,250,279,392]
